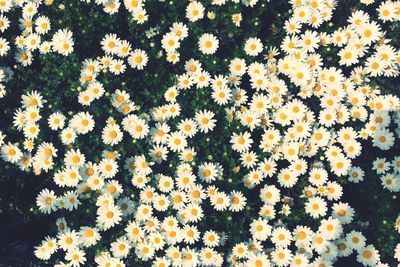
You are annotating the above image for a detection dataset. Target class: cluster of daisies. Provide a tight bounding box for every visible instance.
[76,33,149,106]
[79,0,149,19]
[1,0,400,266]
[0,0,74,99]
[0,65,13,98]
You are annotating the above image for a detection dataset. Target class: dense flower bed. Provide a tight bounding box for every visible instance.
[0,0,400,266]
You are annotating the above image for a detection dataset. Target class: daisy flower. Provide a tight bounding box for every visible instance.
[102,123,123,146]
[250,218,271,241]
[69,112,95,134]
[373,128,395,150]
[186,1,205,22]
[198,33,219,55]
[357,245,380,266]
[210,191,230,211]
[1,142,23,163]
[195,109,216,133]
[229,190,247,212]
[271,247,293,267]
[128,49,148,70]
[260,185,280,205]
[65,248,86,266]
[48,112,66,131]
[305,196,327,218]
[58,230,80,251]
[97,204,122,230]
[36,189,58,214]
[244,37,263,56]
[161,32,180,53]
[52,29,74,56]
[79,227,100,247]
